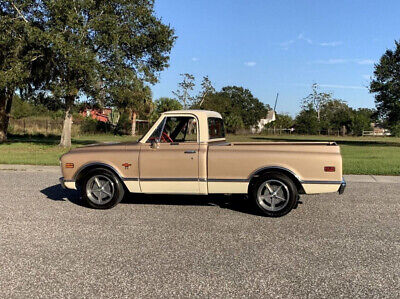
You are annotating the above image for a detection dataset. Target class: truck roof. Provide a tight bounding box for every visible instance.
[162,110,222,119]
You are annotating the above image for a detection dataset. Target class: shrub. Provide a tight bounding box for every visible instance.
[80,118,112,134]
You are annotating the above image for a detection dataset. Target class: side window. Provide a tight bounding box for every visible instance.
[146,116,198,143]
[208,117,225,139]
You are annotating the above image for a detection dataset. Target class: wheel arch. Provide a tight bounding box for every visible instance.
[74,162,125,188]
[248,166,305,194]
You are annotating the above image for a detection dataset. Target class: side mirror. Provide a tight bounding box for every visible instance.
[150,139,160,149]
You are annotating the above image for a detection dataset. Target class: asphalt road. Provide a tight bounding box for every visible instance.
[0,169,399,298]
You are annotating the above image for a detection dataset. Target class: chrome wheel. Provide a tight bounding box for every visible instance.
[257,179,290,212]
[86,175,115,205]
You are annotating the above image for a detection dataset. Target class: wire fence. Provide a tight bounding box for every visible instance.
[8,118,151,136]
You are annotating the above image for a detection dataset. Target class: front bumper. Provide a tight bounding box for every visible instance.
[338,178,346,194]
[59,177,77,190]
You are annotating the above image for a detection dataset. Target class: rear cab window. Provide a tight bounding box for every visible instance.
[208,117,226,140]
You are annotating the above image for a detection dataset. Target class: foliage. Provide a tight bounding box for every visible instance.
[319,99,352,132]
[302,83,334,121]
[224,113,244,133]
[1,0,176,146]
[80,118,112,134]
[201,86,269,130]
[113,111,132,135]
[370,40,400,133]
[150,97,182,122]
[265,113,293,129]
[11,95,65,119]
[350,108,374,136]
[294,104,320,134]
[0,0,50,142]
[220,86,269,128]
[172,73,195,109]
[197,76,215,108]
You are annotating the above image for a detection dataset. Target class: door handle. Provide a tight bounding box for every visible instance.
[184,150,196,154]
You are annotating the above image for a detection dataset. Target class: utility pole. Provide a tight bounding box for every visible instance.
[273,93,279,111]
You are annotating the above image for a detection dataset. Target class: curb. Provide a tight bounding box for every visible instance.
[0,164,60,173]
[344,175,400,183]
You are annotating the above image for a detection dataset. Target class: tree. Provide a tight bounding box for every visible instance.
[172,73,195,109]
[0,0,48,142]
[266,113,294,129]
[197,76,215,108]
[25,0,176,147]
[199,85,269,132]
[351,108,374,136]
[219,86,269,128]
[109,80,152,136]
[294,104,319,134]
[155,97,182,113]
[320,100,352,134]
[149,97,182,123]
[370,40,400,135]
[302,83,332,122]
[224,113,244,133]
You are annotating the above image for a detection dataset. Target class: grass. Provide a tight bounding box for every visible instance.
[0,133,399,175]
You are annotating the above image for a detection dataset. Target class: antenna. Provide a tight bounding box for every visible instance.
[273,93,279,111]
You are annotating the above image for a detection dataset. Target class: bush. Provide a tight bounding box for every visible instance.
[113,112,132,135]
[224,113,244,133]
[80,118,112,134]
[294,105,320,134]
[390,123,400,137]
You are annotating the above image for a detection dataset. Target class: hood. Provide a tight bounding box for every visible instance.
[68,141,139,153]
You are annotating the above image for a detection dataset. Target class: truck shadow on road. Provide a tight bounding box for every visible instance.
[40,184,272,216]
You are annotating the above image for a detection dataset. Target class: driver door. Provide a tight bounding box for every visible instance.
[139,116,200,194]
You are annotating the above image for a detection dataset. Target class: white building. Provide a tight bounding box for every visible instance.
[251,110,276,133]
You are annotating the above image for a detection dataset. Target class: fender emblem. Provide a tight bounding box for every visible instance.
[122,163,132,169]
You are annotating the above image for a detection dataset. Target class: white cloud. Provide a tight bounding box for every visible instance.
[279,33,342,50]
[313,59,348,64]
[244,61,256,67]
[319,41,343,47]
[312,58,376,65]
[319,84,366,90]
[356,59,375,65]
[297,33,313,44]
[279,39,295,50]
[294,83,366,90]
[191,57,199,62]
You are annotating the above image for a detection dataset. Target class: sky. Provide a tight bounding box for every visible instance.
[151,0,400,115]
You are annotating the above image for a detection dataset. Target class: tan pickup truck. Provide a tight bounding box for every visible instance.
[60,110,345,216]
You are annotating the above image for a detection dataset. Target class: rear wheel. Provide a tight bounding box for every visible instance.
[80,168,125,209]
[249,172,298,217]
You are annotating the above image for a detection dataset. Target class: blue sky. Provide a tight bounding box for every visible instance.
[151,0,400,115]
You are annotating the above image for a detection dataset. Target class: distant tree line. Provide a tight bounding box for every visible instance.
[290,83,378,136]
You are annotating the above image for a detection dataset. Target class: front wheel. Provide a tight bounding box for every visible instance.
[80,168,125,209]
[249,173,298,217]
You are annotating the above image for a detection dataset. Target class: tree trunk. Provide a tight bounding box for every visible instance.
[59,96,75,147]
[0,88,14,143]
[131,110,137,136]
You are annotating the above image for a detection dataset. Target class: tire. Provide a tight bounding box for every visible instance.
[80,168,125,209]
[249,172,298,217]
